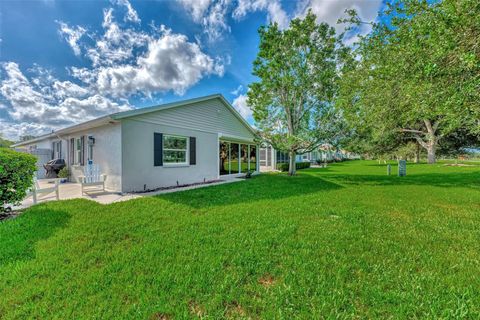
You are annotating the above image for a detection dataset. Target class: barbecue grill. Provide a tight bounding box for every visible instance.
[44,159,66,178]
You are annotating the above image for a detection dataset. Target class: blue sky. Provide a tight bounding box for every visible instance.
[0,0,383,140]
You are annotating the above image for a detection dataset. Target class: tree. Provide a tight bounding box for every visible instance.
[0,134,14,148]
[338,0,480,164]
[248,11,347,175]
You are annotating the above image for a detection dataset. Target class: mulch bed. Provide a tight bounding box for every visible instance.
[134,179,225,194]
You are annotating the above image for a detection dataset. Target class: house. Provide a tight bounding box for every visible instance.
[12,94,258,193]
[259,144,359,171]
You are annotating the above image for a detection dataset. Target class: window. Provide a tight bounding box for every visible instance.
[219,141,257,175]
[249,145,257,172]
[163,135,188,164]
[69,138,75,165]
[76,137,84,165]
[52,141,62,159]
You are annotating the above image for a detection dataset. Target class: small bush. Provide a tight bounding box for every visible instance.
[276,162,311,172]
[58,167,69,179]
[0,149,37,212]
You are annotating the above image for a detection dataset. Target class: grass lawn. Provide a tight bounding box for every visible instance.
[1,161,480,319]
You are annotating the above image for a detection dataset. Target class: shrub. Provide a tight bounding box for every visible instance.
[276,161,311,172]
[58,167,69,179]
[0,149,37,212]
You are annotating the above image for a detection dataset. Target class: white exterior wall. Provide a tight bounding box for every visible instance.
[62,123,122,192]
[121,98,256,192]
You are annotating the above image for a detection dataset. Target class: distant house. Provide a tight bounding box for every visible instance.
[12,94,258,193]
[259,144,359,171]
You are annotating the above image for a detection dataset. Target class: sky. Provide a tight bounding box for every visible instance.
[0,0,384,141]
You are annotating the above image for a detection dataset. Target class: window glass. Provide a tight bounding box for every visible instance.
[219,141,230,175]
[163,135,188,164]
[230,143,239,174]
[249,145,257,172]
[240,144,248,173]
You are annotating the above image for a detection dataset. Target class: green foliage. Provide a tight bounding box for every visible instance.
[1,161,480,318]
[0,149,37,212]
[338,0,480,163]
[58,167,69,179]
[248,11,348,174]
[0,135,14,148]
[276,161,311,172]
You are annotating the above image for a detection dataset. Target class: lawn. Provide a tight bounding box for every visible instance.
[1,161,480,319]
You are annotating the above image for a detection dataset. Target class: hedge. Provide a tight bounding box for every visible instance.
[276,161,311,172]
[0,149,37,212]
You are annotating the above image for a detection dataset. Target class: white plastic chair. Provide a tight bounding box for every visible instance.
[32,177,59,204]
[78,164,106,195]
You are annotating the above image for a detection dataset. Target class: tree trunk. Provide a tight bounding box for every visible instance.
[415,143,420,164]
[288,151,296,176]
[426,142,436,164]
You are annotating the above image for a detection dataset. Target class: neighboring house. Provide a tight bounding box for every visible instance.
[12,94,258,193]
[259,144,359,171]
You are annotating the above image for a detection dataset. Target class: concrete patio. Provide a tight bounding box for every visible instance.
[18,177,244,209]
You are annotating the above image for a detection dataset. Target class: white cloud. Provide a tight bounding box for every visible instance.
[232,94,251,119]
[178,0,213,22]
[233,0,289,29]
[230,84,243,95]
[177,0,232,42]
[85,25,224,97]
[295,0,382,40]
[0,62,131,138]
[57,21,86,56]
[0,119,52,141]
[114,0,141,23]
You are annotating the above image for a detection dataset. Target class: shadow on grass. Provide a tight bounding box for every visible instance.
[0,206,70,266]
[323,171,480,189]
[157,173,343,209]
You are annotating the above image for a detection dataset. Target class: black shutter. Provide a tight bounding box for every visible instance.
[189,137,196,165]
[80,136,85,165]
[154,133,163,166]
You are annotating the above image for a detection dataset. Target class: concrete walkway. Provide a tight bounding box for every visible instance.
[18,177,244,209]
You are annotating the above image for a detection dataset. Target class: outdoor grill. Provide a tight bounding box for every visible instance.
[43,159,66,178]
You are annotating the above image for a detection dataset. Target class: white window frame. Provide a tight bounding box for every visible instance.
[163,134,189,166]
[76,138,82,165]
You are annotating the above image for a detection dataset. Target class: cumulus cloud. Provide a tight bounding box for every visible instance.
[233,0,289,29]
[0,62,131,138]
[1,0,226,140]
[232,94,251,119]
[85,25,224,97]
[178,0,289,40]
[0,119,52,141]
[57,21,86,56]
[295,0,383,42]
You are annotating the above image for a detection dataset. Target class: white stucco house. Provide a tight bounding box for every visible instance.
[12,94,259,193]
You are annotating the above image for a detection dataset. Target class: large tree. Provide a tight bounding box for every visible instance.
[338,0,479,164]
[248,11,347,175]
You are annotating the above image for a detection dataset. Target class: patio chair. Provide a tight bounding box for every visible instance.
[79,164,107,195]
[32,177,59,204]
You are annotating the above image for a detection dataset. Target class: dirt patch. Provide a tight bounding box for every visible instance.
[258,274,277,288]
[444,163,476,167]
[224,301,247,318]
[149,313,171,320]
[189,300,206,318]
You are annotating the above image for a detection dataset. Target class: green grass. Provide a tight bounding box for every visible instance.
[1,161,480,319]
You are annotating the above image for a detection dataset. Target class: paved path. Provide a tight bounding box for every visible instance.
[18,177,243,209]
